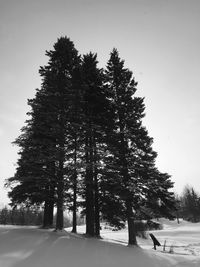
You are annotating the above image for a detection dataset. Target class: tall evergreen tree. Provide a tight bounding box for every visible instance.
[104,48,174,245]
[39,37,81,230]
[6,38,175,243]
[8,36,82,230]
[81,52,109,236]
[7,85,58,227]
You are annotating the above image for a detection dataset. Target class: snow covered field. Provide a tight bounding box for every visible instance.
[0,219,200,267]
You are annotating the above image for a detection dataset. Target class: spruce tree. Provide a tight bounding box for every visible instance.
[81,52,109,236]
[8,86,57,228]
[104,48,173,245]
[180,186,200,222]
[8,36,82,230]
[39,37,81,230]
[6,38,175,241]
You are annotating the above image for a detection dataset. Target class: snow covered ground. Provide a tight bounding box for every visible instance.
[0,219,200,267]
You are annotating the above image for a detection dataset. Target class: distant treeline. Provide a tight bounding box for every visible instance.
[0,206,43,226]
[0,206,85,227]
[176,185,200,223]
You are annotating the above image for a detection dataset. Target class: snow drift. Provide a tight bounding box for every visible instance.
[0,219,200,267]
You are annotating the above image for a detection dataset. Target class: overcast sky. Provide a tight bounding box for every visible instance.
[1,0,200,205]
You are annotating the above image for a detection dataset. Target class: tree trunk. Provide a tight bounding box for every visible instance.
[72,176,77,233]
[94,175,100,237]
[85,132,95,236]
[43,183,55,228]
[43,200,50,228]
[43,201,54,228]
[176,213,180,224]
[56,183,64,230]
[55,110,65,231]
[117,110,137,245]
[72,135,77,233]
[126,199,137,246]
[56,153,64,230]
[48,199,54,226]
[94,138,100,237]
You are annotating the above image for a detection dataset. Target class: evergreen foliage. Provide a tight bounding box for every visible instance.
[81,52,110,236]
[103,48,175,245]
[6,37,175,245]
[179,186,200,222]
[0,206,43,225]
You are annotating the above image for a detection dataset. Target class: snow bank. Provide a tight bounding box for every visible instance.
[0,219,200,267]
[0,226,169,267]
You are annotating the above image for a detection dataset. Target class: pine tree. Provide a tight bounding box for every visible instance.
[180,186,200,222]
[7,87,57,228]
[104,48,173,245]
[8,36,82,230]
[6,38,175,241]
[38,37,81,230]
[81,52,109,236]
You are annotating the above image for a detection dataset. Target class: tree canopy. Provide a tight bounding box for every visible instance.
[6,36,175,245]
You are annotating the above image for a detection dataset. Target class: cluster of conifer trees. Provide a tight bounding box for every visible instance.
[0,206,43,225]
[6,36,175,245]
[176,186,200,223]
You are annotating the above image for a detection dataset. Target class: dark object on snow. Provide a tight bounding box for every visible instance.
[149,233,161,250]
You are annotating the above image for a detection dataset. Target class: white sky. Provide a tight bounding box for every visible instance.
[0,0,200,204]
